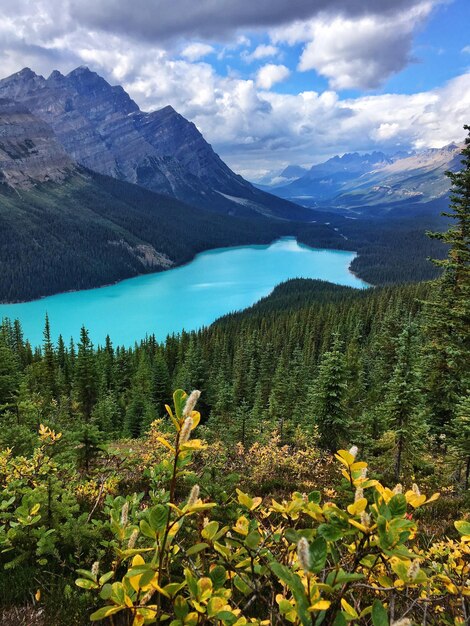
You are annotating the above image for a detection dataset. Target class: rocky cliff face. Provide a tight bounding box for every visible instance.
[0,98,75,188]
[0,67,308,220]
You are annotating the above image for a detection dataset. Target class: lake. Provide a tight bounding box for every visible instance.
[0,238,368,346]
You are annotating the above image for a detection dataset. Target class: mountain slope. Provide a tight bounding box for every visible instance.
[268,145,461,214]
[0,172,314,303]
[273,152,391,202]
[0,67,310,220]
[332,143,461,210]
[0,98,75,187]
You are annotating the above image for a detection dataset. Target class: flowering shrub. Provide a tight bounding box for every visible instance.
[76,391,469,625]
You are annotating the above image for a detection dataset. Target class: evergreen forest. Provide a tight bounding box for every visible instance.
[0,132,468,625]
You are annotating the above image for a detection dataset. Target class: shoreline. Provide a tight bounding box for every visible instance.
[0,236,370,306]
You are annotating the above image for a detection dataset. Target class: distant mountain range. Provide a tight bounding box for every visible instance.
[257,144,461,214]
[0,67,309,221]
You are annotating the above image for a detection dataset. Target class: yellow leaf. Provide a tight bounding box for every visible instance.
[309,600,331,611]
[335,450,355,466]
[35,589,41,602]
[341,598,358,618]
[348,518,369,533]
[156,436,175,453]
[347,498,367,516]
[251,497,262,510]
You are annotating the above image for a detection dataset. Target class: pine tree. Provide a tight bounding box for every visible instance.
[379,322,427,481]
[423,127,470,430]
[42,314,57,399]
[449,394,470,490]
[308,334,348,452]
[0,338,21,411]
[74,327,97,421]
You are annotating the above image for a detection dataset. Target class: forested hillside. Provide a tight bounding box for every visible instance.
[0,133,468,625]
[0,169,447,302]
[0,172,343,302]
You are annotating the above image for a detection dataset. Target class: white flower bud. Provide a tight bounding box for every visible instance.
[348,445,358,459]
[297,537,310,571]
[179,417,193,444]
[183,390,201,417]
[121,501,129,526]
[187,484,200,508]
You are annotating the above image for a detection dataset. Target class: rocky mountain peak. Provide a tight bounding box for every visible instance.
[0,65,307,219]
[47,69,65,81]
[0,98,75,188]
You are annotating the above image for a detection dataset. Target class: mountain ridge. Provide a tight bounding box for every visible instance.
[0,66,310,220]
[261,144,462,213]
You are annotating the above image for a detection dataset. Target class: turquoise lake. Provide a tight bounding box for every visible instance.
[0,238,368,347]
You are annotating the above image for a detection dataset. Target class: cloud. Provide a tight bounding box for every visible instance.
[181,43,215,61]
[0,0,466,182]
[462,46,470,54]
[256,64,290,89]
[69,0,432,43]
[274,3,434,90]
[244,44,279,63]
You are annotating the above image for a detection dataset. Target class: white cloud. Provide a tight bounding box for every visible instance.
[274,2,435,90]
[462,46,470,54]
[256,63,290,89]
[244,44,279,63]
[181,42,215,61]
[0,0,467,181]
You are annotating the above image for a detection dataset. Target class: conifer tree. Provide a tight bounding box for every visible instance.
[449,394,470,489]
[74,326,97,421]
[0,338,21,411]
[424,127,470,430]
[42,314,57,398]
[380,322,427,481]
[308,334,348,452]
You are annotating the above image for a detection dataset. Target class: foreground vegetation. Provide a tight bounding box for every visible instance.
[0,130,468,624]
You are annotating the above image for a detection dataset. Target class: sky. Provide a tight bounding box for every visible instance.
[0,0,469,181]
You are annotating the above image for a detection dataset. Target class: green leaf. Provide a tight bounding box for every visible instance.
[173,389,187,420]
[309,537,328,573]
[318,523,343,541]
[284,528,299,543]
[186,542,209,556]
[389,494,407,517]
[75,578,98,590]
[201,521,219,541]
[371,600,388,626]
[245,530,261,550]
[270,562,311,626]
[308,491,322,504]
[174,595,189,620]
[210,565,226,589]
[216,611,238,625]
[149,505,168,531]
[233,574,251,595]
[139,519,156,539]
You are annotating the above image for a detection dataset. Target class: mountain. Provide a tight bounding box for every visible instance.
[331,143,461,210]
[253,164,309,189]
[268,144,461,214]
[0,67,310,220]
[0,98,75,187]
[273,152,392,203]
